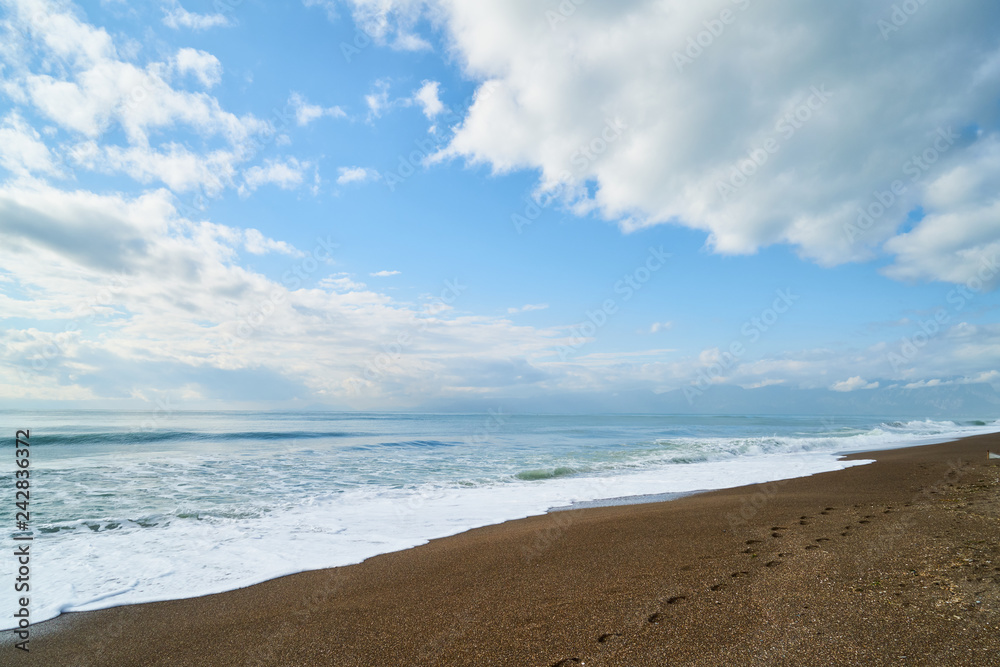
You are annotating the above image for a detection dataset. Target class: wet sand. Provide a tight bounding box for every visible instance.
[10,433,1000,666]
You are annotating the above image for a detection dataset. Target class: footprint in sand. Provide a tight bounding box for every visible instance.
[771,532,782,538]
[771,526,787,530]
[731,571,750,578]
[648,612,664,624]
[666,596,686,604]
[799,520,809,525]
[859,520,870,524]
[765,560,782,567]
[597,632,623,644]
[805,545,819,550]
[551,659,581,666]
[746,539,761,545]
[815,538,831,542]
[710,583,725,591]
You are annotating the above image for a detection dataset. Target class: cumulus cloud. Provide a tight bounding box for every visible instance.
[289,92,346,126]
[326,0,433,51]
[3,0,1000,409]
[365,79,446,123]
[412,80,444,118]
[370,270,401,277]
[648,321,673,334]
[1,180,998,407]
[173,48,223,88]
[0,180,565,407]
[400,0,1000,286]
[882,136,1000,287]
[0,111,61,177]
[73,142,241,195]
[336,166,379,185]
[243,229,303,256]
[0,0,269,195]
[240,158,312,196]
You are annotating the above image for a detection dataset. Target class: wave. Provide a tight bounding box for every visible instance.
[515,466,580,481]
[634,417,1000,468]
[347,439,455,450]
[3,430,361,446]
[36,507,273,534]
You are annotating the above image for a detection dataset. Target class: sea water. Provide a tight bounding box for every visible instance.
[0,411,996,630]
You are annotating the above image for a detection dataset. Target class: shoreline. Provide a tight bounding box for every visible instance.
[4,437,886,629]
[9,432,1000,665]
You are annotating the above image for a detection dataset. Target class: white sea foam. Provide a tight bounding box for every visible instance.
[1,413,995,630]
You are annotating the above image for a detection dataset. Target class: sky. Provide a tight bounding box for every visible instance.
[0,0,999,413]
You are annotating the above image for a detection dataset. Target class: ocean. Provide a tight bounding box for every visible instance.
[1,411,997,630]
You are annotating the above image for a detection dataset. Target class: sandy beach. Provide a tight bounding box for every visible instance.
[10,432,1000,666]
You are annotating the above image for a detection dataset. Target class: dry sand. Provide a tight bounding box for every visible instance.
[8,433,1000,666]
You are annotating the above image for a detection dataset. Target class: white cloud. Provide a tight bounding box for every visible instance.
[648,321,672,334]
[3,0,1000,408]
[882,136,1000,287]
[405,0,1000,285]
[243,229,303,256]
[412,80,444,119]
[366,79,445,122]
[336,166,378,185]
[902,378,946,389]
[370,270,401,277]
[744,378,786,390]
[0,0,269,196]
[302,0,338,21]
[507,303,548,314]
[901,371,1000,389]
[0,179,563,407]
[326,0,432,51]
[320,273,367,292]
[89,143,243,195]
[240,158,312,196]
[173,48,222,88]
[830,376,879,392]
[162,1,233,30]
[969,370,1000,384]
[365,79,391,119]
[0,111,61,177]
[1,179,998,406]
[289,92,346,126]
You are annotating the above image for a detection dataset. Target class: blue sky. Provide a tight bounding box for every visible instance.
[1,0,999,412]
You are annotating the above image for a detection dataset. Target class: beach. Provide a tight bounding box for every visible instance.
[10,431,1000,665]
[4,1,1000,664]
